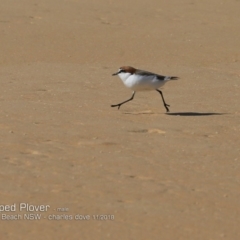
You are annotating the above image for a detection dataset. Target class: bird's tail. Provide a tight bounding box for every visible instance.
[170,76,179,80]
[164,76,179,81]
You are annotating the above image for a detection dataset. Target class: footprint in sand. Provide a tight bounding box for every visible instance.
[128,128,165,134]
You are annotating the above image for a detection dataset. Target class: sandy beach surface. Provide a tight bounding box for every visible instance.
[0,0,240,239]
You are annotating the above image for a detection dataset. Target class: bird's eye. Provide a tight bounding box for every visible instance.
[119,69,125,73]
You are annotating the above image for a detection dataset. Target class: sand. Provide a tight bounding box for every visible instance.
[0,0,240,239]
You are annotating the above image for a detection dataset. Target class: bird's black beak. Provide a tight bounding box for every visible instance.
[112,72,118,76]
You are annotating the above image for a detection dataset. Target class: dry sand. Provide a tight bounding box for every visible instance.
[0,0,240,239]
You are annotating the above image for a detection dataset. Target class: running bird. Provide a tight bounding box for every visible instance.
[111,66,179,112]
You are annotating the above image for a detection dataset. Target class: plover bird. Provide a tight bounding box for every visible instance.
[111,66,179,112]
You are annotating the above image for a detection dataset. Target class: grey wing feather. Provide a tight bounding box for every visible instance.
[136,69,179,81]
[135,69,155,76]
[157,75,179,81]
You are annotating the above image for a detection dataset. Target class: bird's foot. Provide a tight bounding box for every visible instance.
[111,104,121,110]
[165,104,170,112]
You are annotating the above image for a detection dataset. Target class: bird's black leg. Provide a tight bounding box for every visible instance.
[156,89,170,112]
[111,91,135,110]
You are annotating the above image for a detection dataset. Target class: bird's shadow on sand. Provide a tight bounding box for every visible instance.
[166,112,225,116]
[123,111,226,116]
